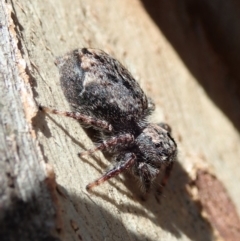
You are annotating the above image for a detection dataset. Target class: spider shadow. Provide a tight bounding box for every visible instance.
[88,159,214,241]
[33,107,136,194]
[56,158,214,241]
[32,109,106,167]
[56,184,157,241]
[33,110,213,240]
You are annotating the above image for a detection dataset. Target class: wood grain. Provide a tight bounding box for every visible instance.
[1,0,240,240]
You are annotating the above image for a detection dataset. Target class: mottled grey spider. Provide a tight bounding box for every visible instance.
[40,48,177,198]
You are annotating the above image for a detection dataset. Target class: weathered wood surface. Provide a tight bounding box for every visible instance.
[0,1,59,240]
[1,0,240,240]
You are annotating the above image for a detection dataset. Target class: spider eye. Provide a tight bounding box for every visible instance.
[82,48,92,55]
[155,143,161,148]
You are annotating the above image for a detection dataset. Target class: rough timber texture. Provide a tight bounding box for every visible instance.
[1,0,240,241]
[0,1,58,240]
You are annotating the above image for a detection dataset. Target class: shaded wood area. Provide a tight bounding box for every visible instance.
[0,1,59,240]
[1,0,240,240]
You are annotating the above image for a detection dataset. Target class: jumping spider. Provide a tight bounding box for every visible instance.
[40,48,177,199]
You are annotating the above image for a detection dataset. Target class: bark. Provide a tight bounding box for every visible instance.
[0,1,59,240]
[1,0,240,241]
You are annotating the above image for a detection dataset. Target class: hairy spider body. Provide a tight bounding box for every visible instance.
[41,48,177,196]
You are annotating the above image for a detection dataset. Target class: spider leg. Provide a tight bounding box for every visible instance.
[79,134,134,156]
[147,97,155,112]
[157,122,172,133]
[155,162,174,201]
[86,153,136,190]
[138,163,152,194]
[39,105,112,132]
[136,162,160,200]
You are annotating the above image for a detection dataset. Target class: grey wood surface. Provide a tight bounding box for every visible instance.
[1,0,240,240]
